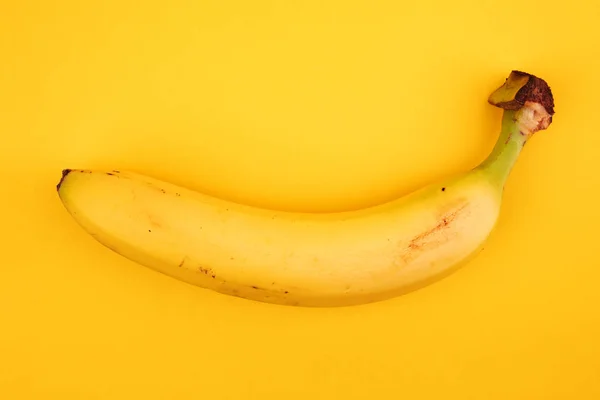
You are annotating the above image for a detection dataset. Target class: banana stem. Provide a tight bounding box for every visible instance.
[477,110,526,186]
[476,70,555,188]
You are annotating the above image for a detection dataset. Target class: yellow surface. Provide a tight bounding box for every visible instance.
[1,0,599,398]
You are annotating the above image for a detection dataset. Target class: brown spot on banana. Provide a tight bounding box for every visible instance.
[398,200,470,264]
[198,265,214,276]
[248,284,292,296]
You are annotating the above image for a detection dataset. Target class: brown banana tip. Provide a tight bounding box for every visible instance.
[56,169,72,191]
[489,70,555,117]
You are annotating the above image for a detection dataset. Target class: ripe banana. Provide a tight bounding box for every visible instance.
[57,71,555,307]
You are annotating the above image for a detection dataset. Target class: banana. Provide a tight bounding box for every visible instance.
[57,71,554,307]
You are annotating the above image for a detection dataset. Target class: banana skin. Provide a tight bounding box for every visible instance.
[57,71,555,307]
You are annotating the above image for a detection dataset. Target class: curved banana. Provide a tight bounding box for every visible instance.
[56,71,554,307]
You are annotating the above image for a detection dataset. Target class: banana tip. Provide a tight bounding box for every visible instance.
[57,169,72,191]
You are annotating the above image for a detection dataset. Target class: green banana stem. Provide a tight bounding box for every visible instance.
[476,71,555,187]
[477,110,526,186]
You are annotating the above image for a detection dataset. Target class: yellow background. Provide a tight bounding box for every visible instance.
[2,0,600,398]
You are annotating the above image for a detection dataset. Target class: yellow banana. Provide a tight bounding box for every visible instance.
[57,71,554,307]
